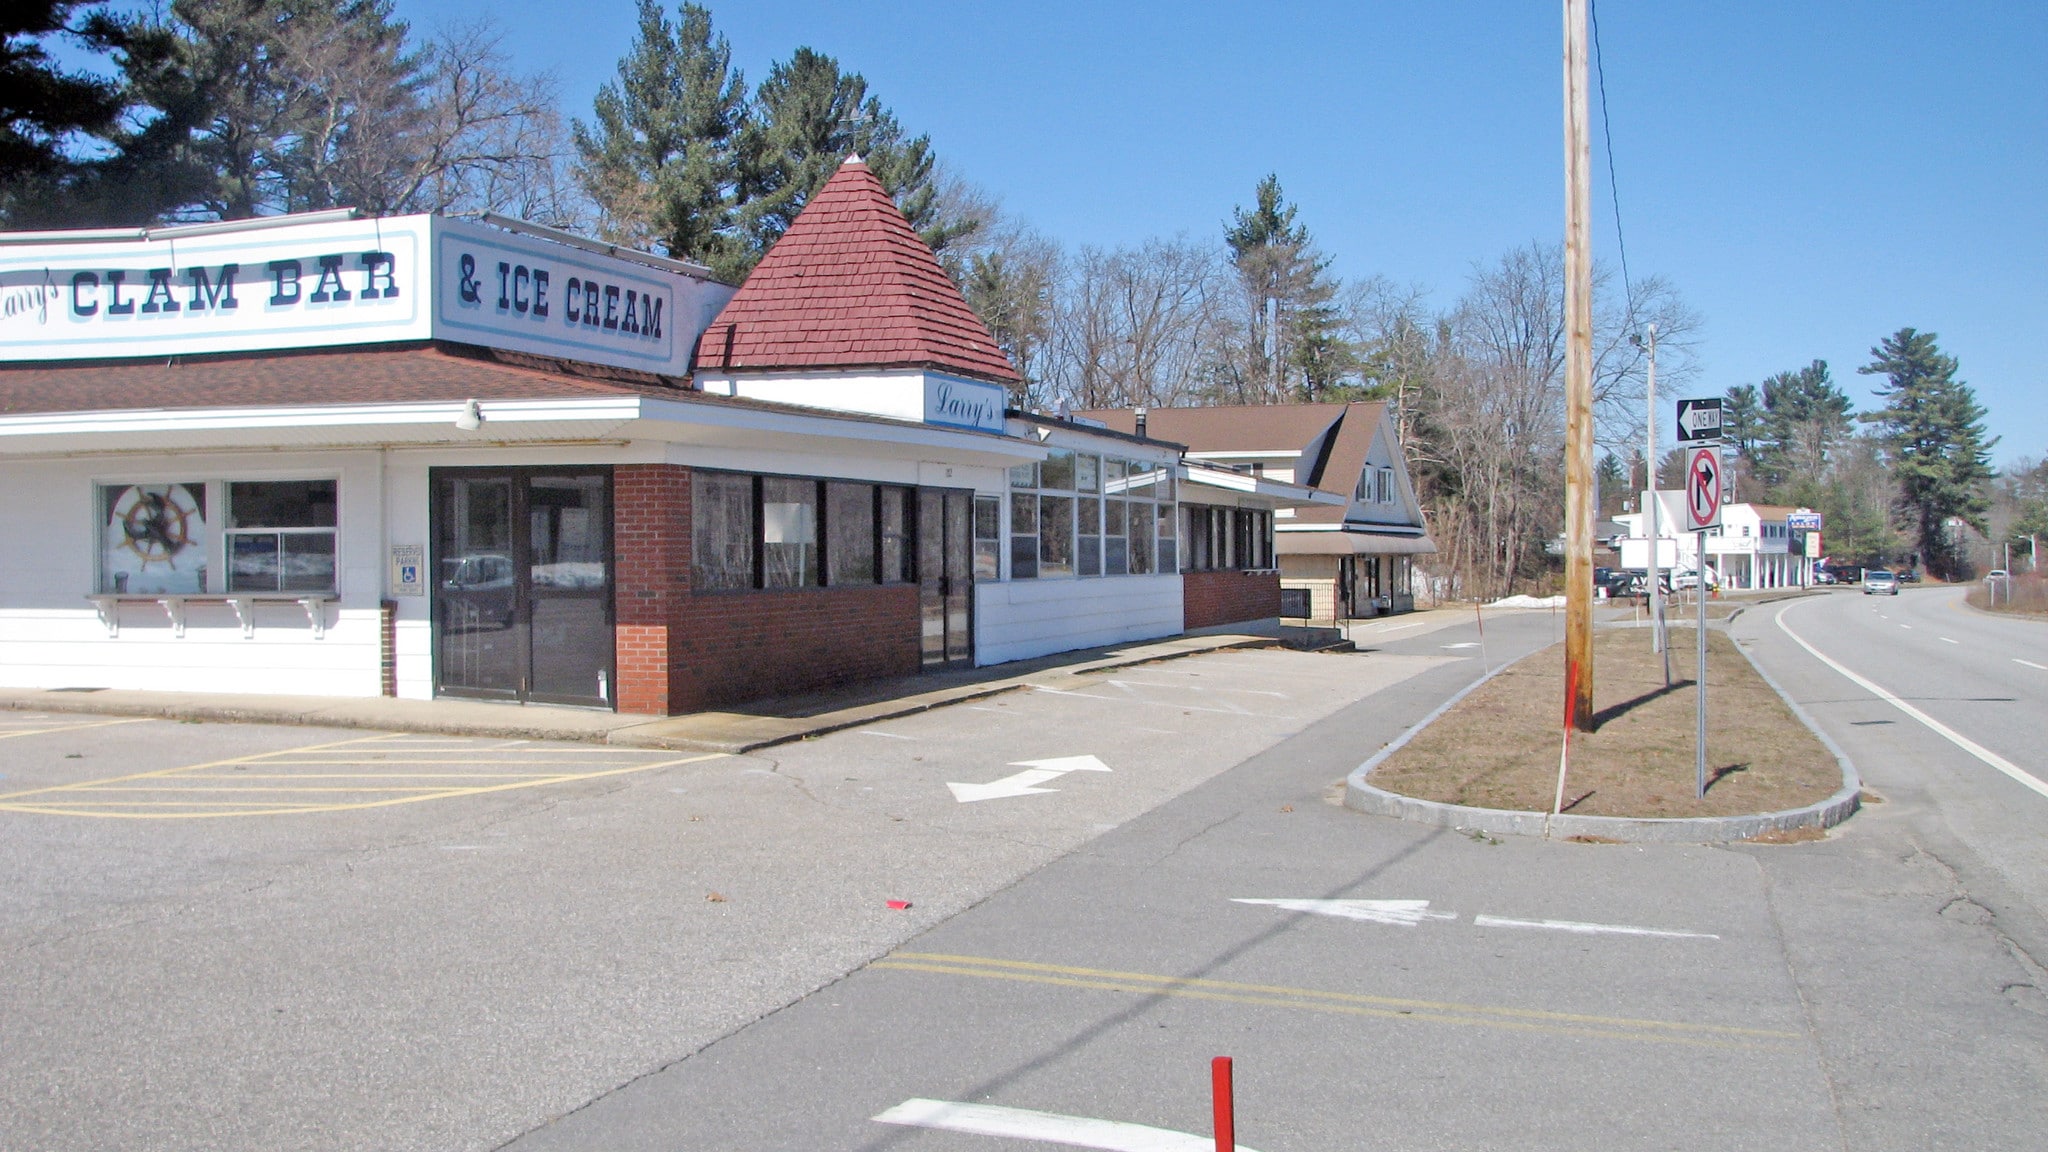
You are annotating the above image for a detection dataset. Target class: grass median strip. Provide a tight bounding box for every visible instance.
[1369,627,1840,819]
[874,952,1802,1050]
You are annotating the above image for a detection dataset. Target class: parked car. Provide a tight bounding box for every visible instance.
[1987,569,2010,582]
[1862,570,1899,596]
[1813,569,1839,585]
[1896,568,1921,583]
[1671,567,1720,592]
[1593,567,1638,596]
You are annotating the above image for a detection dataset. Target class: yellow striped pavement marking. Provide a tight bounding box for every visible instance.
[874,952,1803,1050]
[0,732,724,819]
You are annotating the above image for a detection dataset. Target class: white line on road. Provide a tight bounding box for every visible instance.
[859,730,914,740]
[873,1098,1256,1152]
[1106,678,1288,697]
[1776,605,2048,800]
[1473,914,1719,940]
[1940,637,1958,644]
[1441,642,1480,649]
[1233,898,1457,926]
[1900,624,1912,630]
[2017,659,2048,671]
[1356,620,1428,635]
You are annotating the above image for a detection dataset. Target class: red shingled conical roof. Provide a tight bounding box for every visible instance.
[692,156,1019,384]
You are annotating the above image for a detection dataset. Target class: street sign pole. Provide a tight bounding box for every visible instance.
[1696,529,1708,800]
[1681,434,1724,803]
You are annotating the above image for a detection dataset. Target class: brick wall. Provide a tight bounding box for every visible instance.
[669,584,921,712]
[612,464,923,715]
[1182,568,1281,631]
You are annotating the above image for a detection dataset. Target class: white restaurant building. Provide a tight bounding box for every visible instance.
[0,158,1337,713]
[1615,492,1819,590]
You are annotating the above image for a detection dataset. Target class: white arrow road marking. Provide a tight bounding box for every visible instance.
[948,756,1111,802]
[1777,605,2048,801]
[1233,898,1457,926]
[873,1098,1258,1152]
[1473,915,1719,940]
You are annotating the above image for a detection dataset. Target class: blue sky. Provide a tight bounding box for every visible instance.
[380,3,2041,462]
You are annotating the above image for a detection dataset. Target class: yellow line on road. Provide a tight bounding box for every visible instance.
[0,733,729,815]
[173,772,565,780]
[0,734,394,802]
[236,757,649,765]
[877,953,1801,1050]
[0,717,152,741]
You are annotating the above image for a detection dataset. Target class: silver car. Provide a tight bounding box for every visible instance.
[1862,570,1899,596]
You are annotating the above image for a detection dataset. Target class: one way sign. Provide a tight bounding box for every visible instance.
[1677,398,1723,443]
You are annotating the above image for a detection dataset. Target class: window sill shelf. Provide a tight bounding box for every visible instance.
[86,594,335,639]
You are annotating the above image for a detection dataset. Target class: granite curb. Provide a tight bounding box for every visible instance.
[1342,614,1862,844]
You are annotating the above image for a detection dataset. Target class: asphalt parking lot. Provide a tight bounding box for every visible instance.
[0,642,1486,1152]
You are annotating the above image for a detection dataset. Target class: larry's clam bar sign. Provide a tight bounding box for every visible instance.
[0,214,729,377]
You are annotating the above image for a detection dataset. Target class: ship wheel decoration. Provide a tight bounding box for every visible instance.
[112,485,200,569]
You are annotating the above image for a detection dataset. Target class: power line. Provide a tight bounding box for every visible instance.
[1589,0,1633,304]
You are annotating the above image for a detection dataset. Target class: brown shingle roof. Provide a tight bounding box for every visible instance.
[692,157,1018,384]
[1077,401,1407,527]
[1077,404,1346,453]
[0,343,680,415]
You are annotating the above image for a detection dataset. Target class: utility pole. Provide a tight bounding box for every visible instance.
[1563,0,1596,731]
[1637,323,1669,686]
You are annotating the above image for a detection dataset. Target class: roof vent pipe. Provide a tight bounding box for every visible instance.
[1134,406,1148,439]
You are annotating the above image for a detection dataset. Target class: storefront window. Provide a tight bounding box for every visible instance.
[880,486,914,584]
[972,495,1001,580]
[226,480,338,593]
[692,472,755,591]
[1039,494,1075,577]
[825,482,875,586]
[1010,491,1038,579]
[1009,451,1173,580]
[761,477,818,589]
[99,482,209,594]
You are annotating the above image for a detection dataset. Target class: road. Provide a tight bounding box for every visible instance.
[0,621,1533,1152]
[7,597,2044,1151]
[502,592,2046,1152]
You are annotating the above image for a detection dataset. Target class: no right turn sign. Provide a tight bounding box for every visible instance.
[1685,445,1723,531]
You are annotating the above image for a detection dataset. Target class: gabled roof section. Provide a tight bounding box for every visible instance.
[1077,403,1345,455]
[692,156,1019,384]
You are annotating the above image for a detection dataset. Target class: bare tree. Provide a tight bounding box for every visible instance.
[1041,237,1228,411]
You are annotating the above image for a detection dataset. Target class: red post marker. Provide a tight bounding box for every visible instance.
[1211,1056,1234,1152]
[885,900,911,910]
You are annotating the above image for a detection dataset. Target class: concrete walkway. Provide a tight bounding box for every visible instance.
[0,631,1280,754]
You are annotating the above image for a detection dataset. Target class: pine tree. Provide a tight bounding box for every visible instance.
[735,47,964,274]
[1224,174,1350,401]
[0,1,130,225]
[1753,360,1853,494]
[1859,328,1997,579]
[575,0,747,271]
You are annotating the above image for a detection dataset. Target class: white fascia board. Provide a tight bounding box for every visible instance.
[1186,449,1303,461]
[633,395,1046,466]
[1278,522,1428,536]
[1179,463,1345,507]
[0,397,640,440]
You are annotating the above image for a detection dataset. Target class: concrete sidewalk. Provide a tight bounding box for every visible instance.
[0,631,1281,754]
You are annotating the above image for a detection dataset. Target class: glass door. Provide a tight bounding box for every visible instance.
[433,468,614,707]
[435,474,520,699]
[917,487,974,668]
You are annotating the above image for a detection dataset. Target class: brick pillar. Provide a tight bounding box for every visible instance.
[613,464,690,714]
